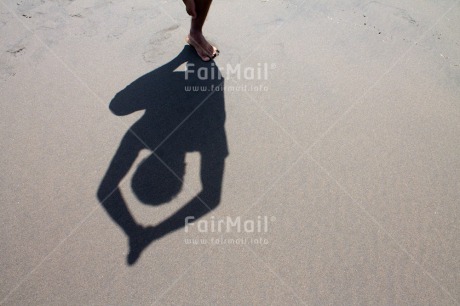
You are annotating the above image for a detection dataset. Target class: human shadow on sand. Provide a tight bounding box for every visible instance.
[97,46,228,265]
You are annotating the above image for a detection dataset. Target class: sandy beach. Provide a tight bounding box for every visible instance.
[1,0,459,304]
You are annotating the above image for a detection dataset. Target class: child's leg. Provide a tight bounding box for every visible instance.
[184,0,218,61]
[183,0,196,18]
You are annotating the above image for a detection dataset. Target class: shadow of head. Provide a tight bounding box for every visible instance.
[131,151,185,206]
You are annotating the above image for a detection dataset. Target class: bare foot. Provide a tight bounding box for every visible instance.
[186,32,219,62]
[182,0,196,18]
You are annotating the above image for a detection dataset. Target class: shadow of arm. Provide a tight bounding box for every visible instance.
[109,46,192,116]
[97,132,145,235]
[147,153,225,240]
[109,82,148,116]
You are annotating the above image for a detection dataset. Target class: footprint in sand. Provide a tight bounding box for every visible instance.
[0,62,16,82]
[7,47,26,56]
[143,24,180,63]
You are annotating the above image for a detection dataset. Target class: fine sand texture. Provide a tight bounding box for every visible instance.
[1,0,459,304]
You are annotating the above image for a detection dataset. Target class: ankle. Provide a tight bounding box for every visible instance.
[189,28,203,36]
